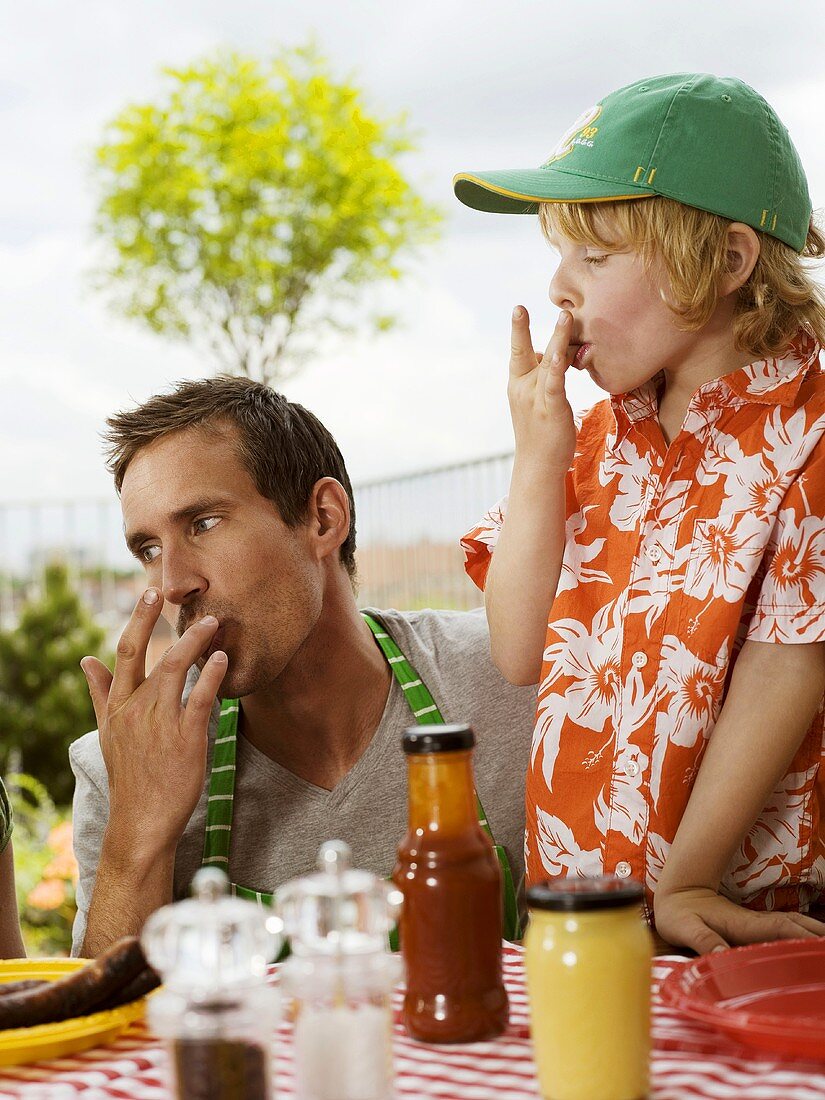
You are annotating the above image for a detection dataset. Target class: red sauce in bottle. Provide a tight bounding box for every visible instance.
[393,724,508,1043]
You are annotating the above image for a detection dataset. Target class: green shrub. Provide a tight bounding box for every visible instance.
[0,563,107,805]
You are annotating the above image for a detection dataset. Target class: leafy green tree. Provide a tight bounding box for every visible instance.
[91,45,442,384]
[0,564,107,806]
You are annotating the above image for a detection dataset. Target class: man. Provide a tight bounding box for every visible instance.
[71,376,536,956]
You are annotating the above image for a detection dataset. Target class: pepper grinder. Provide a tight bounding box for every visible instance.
[141,867,282,1100]
[276,840,403,1100]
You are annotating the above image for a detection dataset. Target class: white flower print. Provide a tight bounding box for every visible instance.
[535,808,600,878]
[695,407,815,516]
[721,764,819,901]
[593,743,650,844]
[659,636,727,747]
[681,384,727,439]
[684,510,769,605]
[624,477,694,633]
[627,537,693,635]
[542,598,624,732]
[556,506,611,594]
[645,832,671,893]
[738,343,814,395]
[620,667,658,738]
[530,693,568,794]
[654,477,695,527]
[598,438,654,532]
[758,513,825,613]
[461,497,507,554]
[649,636,726,809]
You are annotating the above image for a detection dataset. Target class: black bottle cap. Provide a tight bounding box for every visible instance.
[526,875,644,911]
[402,724,476,754]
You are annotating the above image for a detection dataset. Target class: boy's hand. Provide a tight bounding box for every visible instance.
[80,588,228,857]
[654,886,825,954]
[508,306,576,472]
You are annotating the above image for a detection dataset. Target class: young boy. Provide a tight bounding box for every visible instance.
[0,777,25,958]
[455,73,825,954]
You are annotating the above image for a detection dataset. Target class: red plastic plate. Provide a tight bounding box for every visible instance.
[660,939,825,1060]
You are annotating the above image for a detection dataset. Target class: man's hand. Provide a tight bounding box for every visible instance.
[81,587,228,855]
[654,886,825,955]
[508,306,577,473]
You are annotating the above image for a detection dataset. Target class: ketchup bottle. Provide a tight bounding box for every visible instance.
[393,724,508,1043]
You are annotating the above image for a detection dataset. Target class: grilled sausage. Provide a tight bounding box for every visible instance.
[0,981,47,998]
[95,965,161,1011]
[0,937,147,1030]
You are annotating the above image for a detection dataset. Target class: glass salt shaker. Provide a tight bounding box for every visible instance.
[141,867,282,1100]
[275,840,403,1100]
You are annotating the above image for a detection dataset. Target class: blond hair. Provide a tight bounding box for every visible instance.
[538,197,825,358]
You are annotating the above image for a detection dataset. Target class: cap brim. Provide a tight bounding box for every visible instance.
[453,168,654,214]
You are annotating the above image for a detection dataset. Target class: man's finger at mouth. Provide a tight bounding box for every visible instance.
[183,650,229,739]
[154,616,221,705]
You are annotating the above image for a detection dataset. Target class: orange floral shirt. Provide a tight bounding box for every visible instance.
[462,332,825,915]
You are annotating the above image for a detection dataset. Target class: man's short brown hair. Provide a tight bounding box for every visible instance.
[104,376,357,578]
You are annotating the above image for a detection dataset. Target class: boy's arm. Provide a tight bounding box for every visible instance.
[654,638,825,954]
[484,307,577,686]
[0,844,26,959]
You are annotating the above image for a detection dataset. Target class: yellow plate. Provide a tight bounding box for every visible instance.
[0,958,148,1067]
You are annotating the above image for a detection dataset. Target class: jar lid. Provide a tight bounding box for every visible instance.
[141,867,281,993]
[402,723,475,754]
[526,875,644,911]
[275,840,402,957]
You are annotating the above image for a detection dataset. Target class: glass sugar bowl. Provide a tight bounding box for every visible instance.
[141,867,282,1100]
[276,840,403,1100]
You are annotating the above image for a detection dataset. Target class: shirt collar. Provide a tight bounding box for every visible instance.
[609,330,822,443]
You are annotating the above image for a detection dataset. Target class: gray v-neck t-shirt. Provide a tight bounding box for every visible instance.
[70,607,537,955]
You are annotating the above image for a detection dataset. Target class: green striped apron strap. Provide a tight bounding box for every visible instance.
[202,702,291,958]
[362,612,521,940]
[201,698,240,869]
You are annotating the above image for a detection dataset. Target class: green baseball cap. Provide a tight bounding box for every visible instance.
[453,73,812,252]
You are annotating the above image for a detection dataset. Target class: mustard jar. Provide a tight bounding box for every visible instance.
[524,876,652,1100]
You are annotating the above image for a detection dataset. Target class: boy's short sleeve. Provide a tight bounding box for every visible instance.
[0,778,12,854]
[460,414,586,593]
[747,440,825,644]
[460,497,509,592]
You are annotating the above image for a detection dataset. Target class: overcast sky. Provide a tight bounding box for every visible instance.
[2,0,825,513]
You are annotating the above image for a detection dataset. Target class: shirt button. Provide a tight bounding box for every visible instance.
[625,760,640,778]
[647,543,662,565]
[632,652,648,670]
[615,862,632,878]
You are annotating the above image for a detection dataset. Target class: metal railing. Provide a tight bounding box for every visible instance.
[0,452,514,633]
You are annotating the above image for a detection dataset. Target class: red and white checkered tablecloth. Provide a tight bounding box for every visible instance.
[1,945,824,1099]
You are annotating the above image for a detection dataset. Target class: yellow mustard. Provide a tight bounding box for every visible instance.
[524,877,652,1100]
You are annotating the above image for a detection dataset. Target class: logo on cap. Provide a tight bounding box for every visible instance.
[543,104,602,166]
